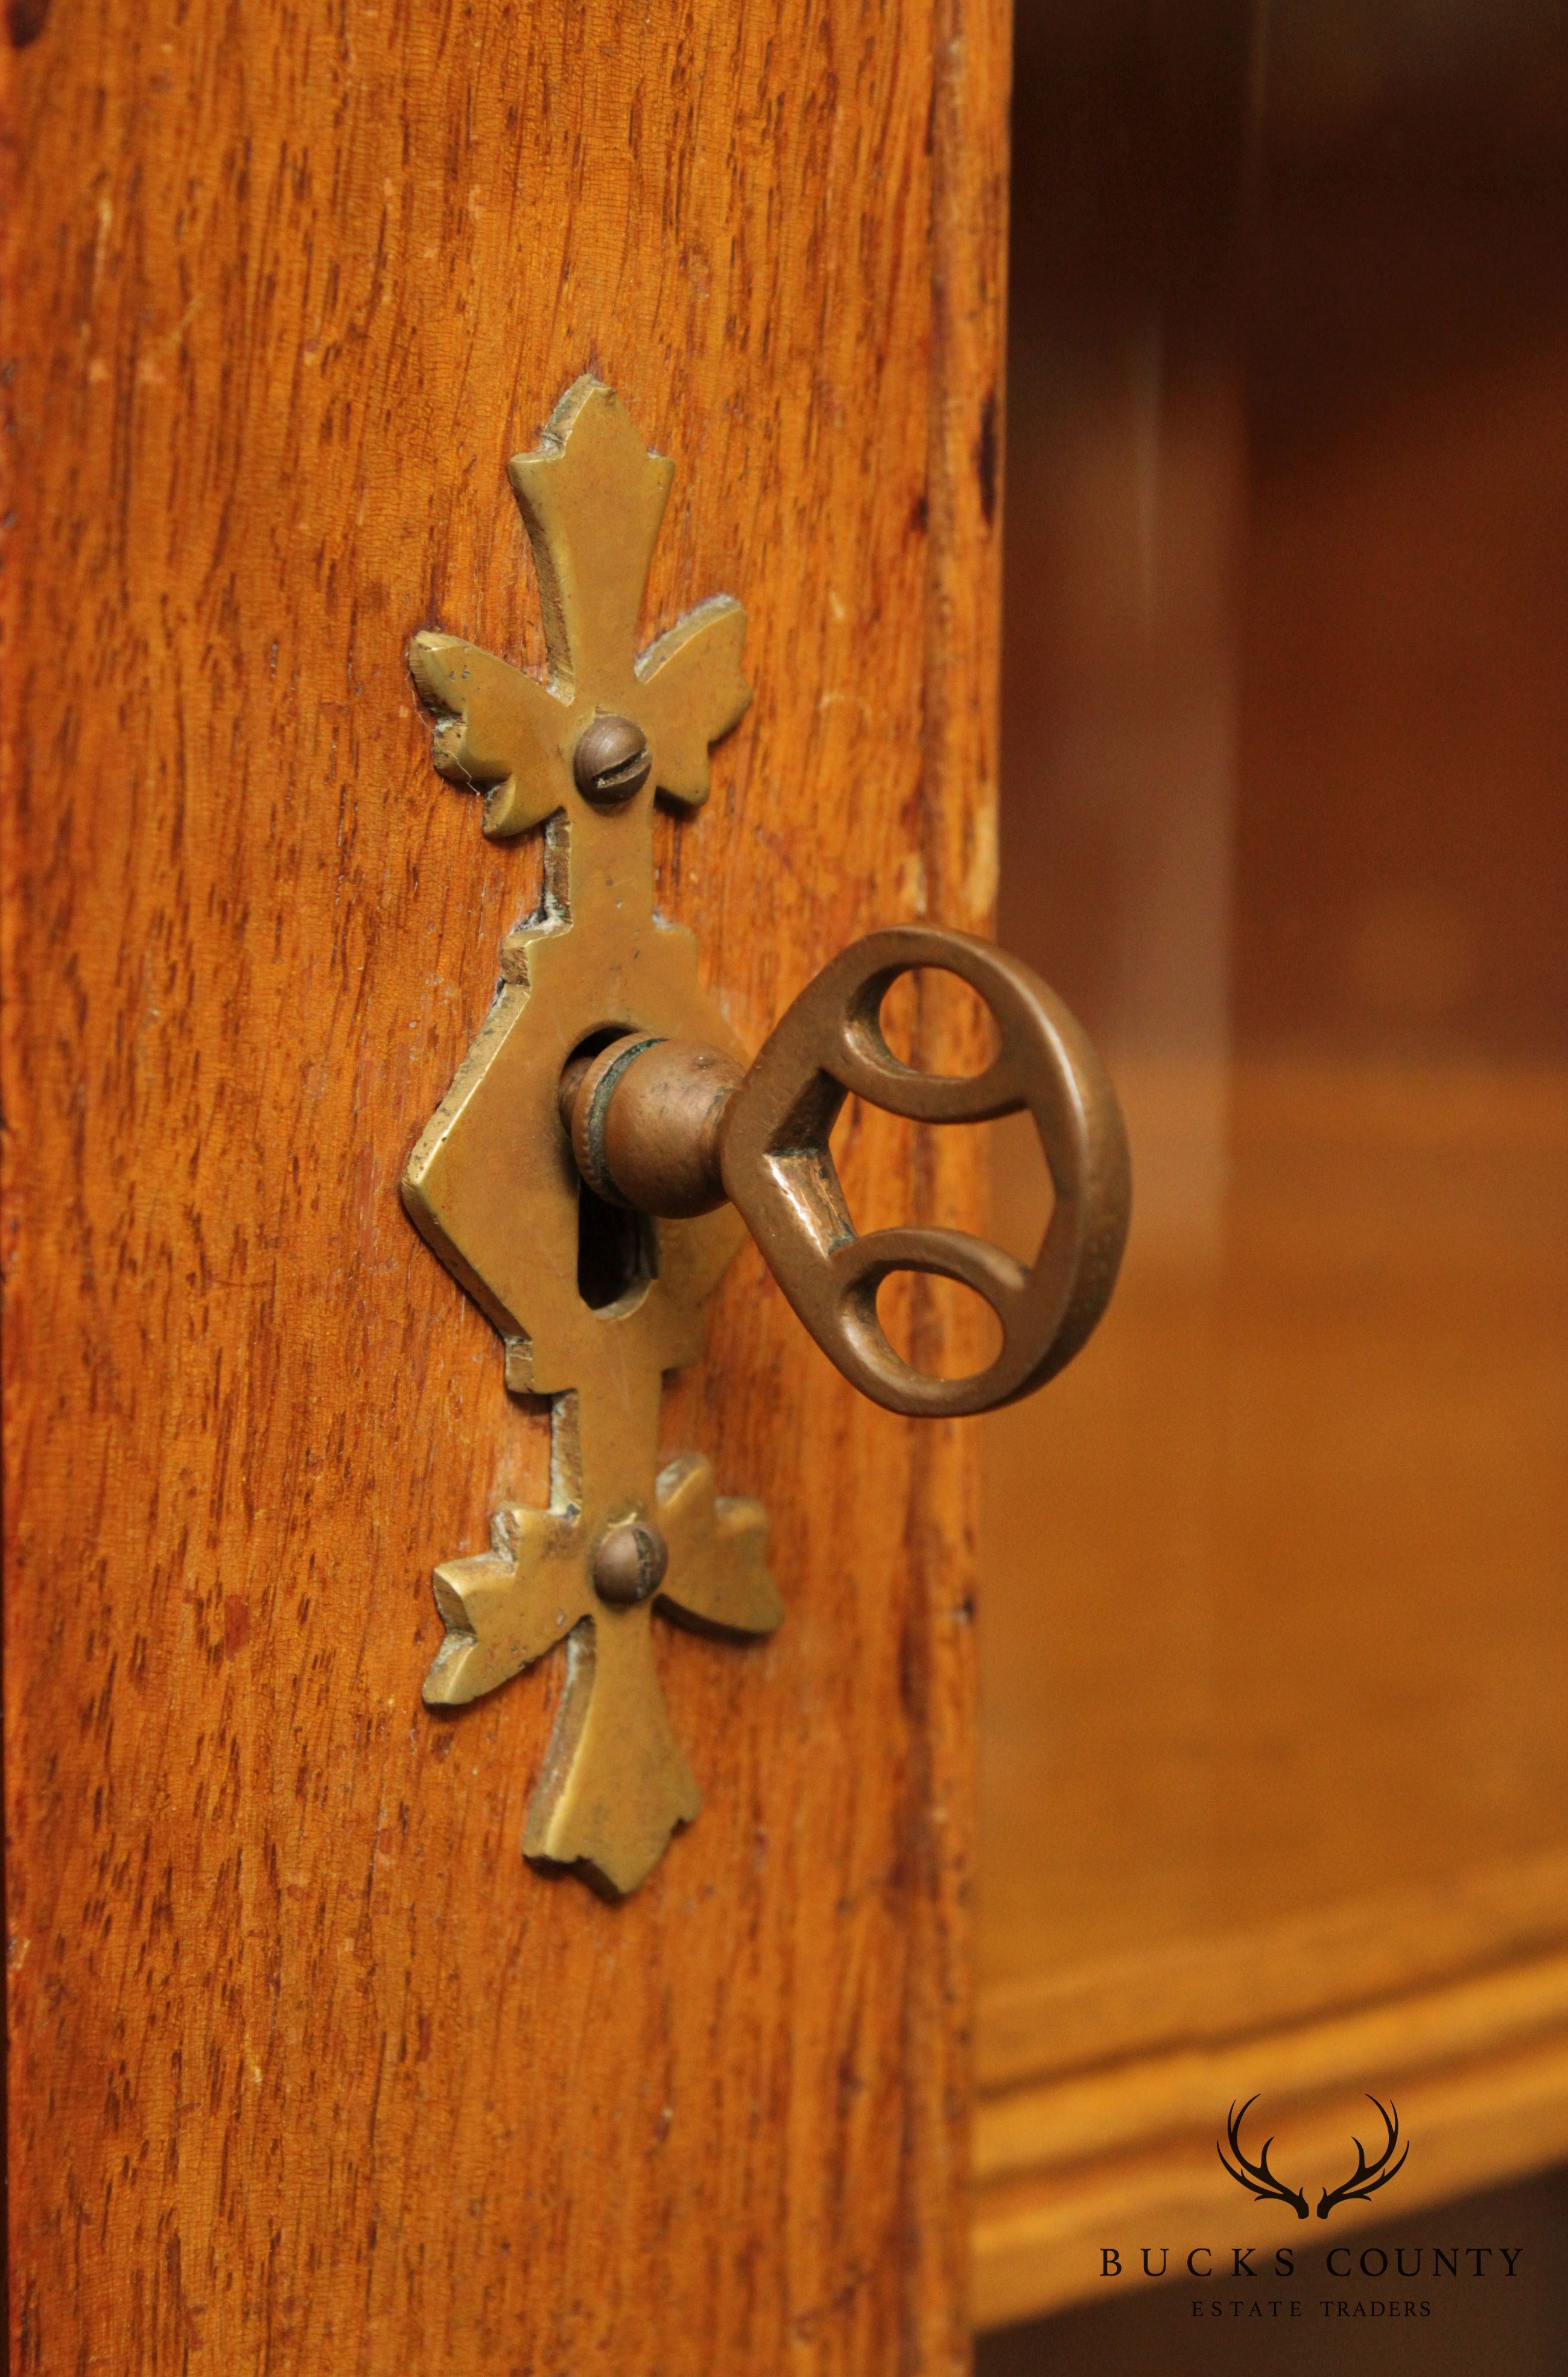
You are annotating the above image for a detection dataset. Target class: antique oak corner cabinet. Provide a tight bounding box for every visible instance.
[2,5,1014,2373]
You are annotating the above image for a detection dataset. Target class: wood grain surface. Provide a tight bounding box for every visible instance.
[1,4,1008,2370]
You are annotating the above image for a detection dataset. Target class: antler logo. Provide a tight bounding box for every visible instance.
[1217,2096,1410,2221]
[1317,2099,1411,2219]
[1218,2096,1309,2219]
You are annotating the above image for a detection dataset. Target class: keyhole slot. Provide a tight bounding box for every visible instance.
[566,1026,660,1314]
[577,1176,656,1313]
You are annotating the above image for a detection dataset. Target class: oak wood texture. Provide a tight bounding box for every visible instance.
[1,4,1008,2371]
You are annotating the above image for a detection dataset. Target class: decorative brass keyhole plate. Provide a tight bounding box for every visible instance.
[407,378,1132,1896]
[404,379,780,1898]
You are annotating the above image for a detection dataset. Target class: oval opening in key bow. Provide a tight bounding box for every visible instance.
[873,963,1004,1079]
[872,1270,1006,1382]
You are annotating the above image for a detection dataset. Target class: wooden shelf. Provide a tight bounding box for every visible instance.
[974,1058,1568,2325]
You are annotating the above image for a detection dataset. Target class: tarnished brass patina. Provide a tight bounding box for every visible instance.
[562,1034,742,1220]
[407,376,1132,1896]
[559,928,1132,1418]
[404,379,779,1898]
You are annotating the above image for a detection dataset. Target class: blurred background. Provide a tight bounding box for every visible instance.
[974,1,1568,2364]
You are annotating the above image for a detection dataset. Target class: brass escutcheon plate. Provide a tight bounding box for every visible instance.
[404,379,779,1897]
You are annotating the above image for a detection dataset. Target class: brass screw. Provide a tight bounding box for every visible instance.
[591,1519,669,1608]
[573,714,652,806]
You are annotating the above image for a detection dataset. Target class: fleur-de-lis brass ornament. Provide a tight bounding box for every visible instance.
[404,379,781,1898]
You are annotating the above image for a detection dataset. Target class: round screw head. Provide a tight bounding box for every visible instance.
[591,1519,669,1608]
[573,715,652,806]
